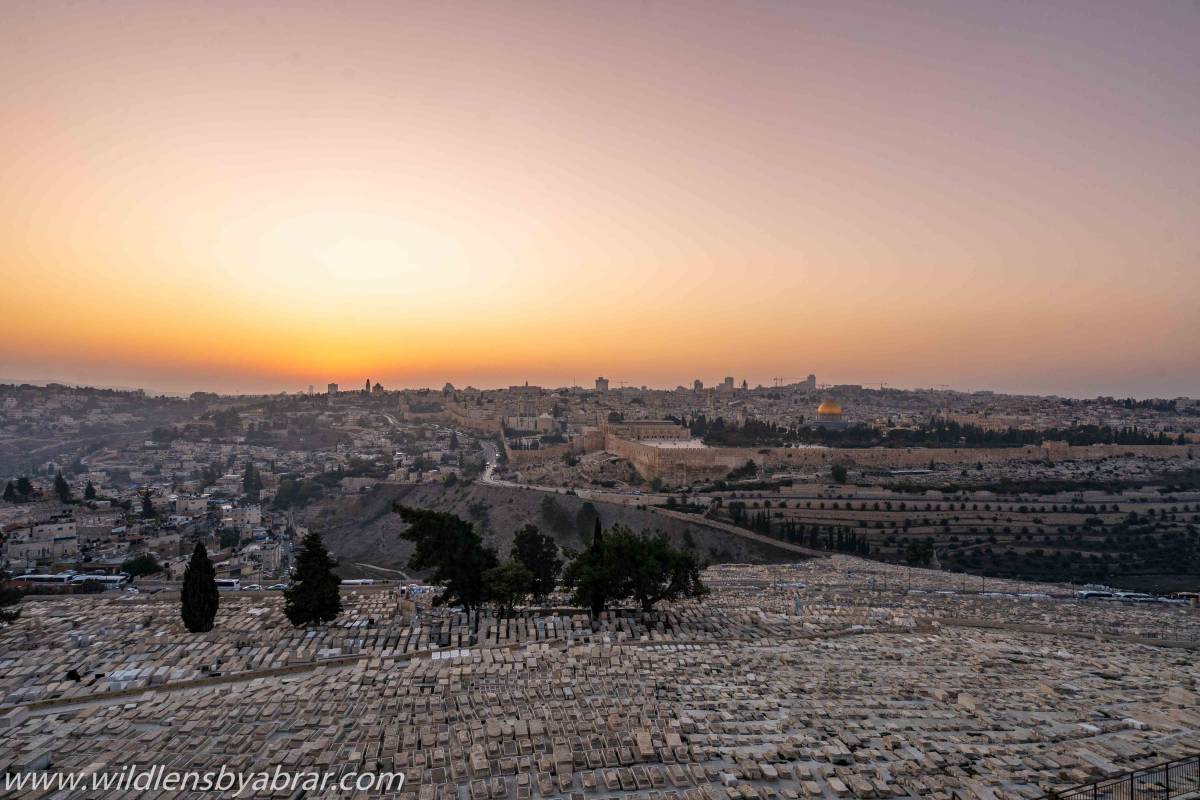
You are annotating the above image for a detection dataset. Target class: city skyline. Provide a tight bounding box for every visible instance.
[2,0,1198,398]
[0,370,1189,401]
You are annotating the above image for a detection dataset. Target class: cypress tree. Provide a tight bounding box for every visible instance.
[141,490,156,518]
[2,482,15,503]
[283,532,342,627]
[242,462,262,501]
[53,471,71,503]
[180,542,219,633]
[569,519,607,618]
[84,481,97,500]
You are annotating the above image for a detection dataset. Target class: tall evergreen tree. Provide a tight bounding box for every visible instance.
[141,490,157,518]
[242,462,262,501]
[15,477,33,499]
[53,471,71,503]
[180,542,219,633]
[283,532,342,626]
[2,482,15,503]
[574,501,599,541]
[83,481,97,501]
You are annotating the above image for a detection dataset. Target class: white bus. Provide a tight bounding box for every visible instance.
[215,578,241,592]
[15,573,74,585]
[70,573,129,589]
[342,579,376,586]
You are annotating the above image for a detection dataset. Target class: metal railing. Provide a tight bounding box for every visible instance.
[1043,755,1200,800]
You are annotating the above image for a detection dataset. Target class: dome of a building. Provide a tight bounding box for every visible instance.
[817,399,843,417]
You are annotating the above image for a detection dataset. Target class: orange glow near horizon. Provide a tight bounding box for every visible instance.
[1,1,1198,396]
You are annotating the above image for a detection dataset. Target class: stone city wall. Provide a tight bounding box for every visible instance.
[442,404,503,436]
[504,429,604,465]
[605,435,1198,484]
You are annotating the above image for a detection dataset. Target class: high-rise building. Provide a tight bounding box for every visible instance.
[723,376,734,390]
[693,379,704,392]
[595,377,609,393]
[804,374,817,391]
[327,383,338,395]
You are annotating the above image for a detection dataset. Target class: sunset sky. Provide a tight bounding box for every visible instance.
[1,0,1197,397]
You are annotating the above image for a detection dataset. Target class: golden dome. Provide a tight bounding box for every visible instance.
[817,399,843,416]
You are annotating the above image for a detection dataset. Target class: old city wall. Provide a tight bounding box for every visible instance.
[605,435,1198,484]
[505,429,605,466]
[442,405,503,436]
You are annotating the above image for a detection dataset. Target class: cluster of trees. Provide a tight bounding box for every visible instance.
[725,461,758,481]
[122,553,162,578]
[903,540,935,566]
[396,508,566,619]
[1119,397,1177,412]
[273,477,325,509]
[179,532,342,633]
[941,509,1200,585]
[2,477,38,503]
[272,472,350,509]
[721,498,872,555]
[395,504,706,619]
[209,408,241,434]
[539,496,599,543]
[563,523,708,613]
[151,426,179,443]
[733,511,873,556]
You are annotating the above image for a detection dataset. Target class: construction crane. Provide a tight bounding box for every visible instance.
[772,376,802,388]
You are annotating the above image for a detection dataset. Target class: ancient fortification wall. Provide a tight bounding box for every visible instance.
[442,405,503,436]
[504,429,605,465]
[605,435,1198,484]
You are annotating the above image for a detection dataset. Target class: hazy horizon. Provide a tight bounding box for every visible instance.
[0,371,1189,401]
[2,0,1198,398]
